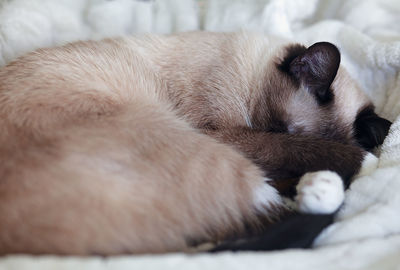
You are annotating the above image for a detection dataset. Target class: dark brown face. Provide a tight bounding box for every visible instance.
[256,41,392,151]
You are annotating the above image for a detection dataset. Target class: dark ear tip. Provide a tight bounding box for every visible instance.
[309,42,339,50]
[309,42,340,53]
[308,42,341,64]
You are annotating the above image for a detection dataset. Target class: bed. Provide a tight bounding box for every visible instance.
[0,0,399,269]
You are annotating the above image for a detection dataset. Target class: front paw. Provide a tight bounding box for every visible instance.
[295,171,344,214]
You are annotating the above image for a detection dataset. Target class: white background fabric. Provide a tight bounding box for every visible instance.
[0,0,399,269]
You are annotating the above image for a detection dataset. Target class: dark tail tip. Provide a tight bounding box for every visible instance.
[210,213,334,252]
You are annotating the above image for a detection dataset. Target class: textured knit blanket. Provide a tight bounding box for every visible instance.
[0,0,399,269]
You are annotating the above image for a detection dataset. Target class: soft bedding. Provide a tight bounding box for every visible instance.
[0,0,399,269]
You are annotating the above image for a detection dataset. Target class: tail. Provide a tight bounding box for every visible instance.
[210,213,334,252]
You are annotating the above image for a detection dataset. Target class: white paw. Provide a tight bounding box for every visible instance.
[295,171,344,214]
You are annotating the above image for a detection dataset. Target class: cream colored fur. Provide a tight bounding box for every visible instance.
[0,32,369,255]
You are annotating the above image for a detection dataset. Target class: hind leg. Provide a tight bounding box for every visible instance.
[0,97,288,255]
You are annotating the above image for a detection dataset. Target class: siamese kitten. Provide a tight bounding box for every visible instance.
[0,32,391,255]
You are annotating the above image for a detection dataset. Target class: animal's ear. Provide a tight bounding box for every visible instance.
[354,108,392,151]
[289,42,340,104]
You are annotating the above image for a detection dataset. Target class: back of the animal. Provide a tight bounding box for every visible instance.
[0,34,275,255]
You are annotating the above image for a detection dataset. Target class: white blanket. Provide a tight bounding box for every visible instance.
[0,0,400,269]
